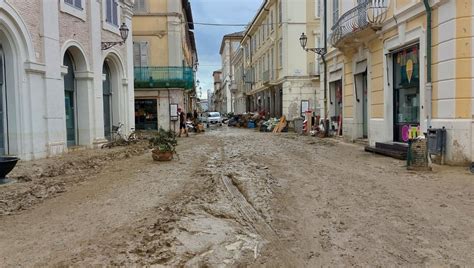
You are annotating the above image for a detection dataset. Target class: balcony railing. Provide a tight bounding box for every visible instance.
[134,66,194,90]
[330,0,388,47]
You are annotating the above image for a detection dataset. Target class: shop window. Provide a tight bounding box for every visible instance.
[393,45,420,142]
[135,99,158,130]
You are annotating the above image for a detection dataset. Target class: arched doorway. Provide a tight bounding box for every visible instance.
[0,46,7,154]
[63,51,76,147]
[103,62,112,140]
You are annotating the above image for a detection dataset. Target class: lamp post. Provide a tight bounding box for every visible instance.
[300,31,329,136]
[101,23,130,50]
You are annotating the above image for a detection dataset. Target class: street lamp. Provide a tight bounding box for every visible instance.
[101,23,130,50]
[299,32,329,136]
[300,32,326,55]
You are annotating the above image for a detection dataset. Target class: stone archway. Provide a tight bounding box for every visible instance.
[102,51,126,138]
[0,3,34,156]
[62,44,90,147]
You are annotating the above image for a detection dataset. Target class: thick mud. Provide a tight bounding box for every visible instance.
[0,127,473,266]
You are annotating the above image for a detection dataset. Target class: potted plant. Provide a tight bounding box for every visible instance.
[149,128,178,161]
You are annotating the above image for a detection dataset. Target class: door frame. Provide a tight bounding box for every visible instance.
[0,46,9,154]
[64,51,78,147]
[102,62,113,140]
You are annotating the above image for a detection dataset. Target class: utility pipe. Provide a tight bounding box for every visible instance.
[323,0,329,135]
[423,0,432,129]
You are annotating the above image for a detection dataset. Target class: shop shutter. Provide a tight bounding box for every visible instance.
[133,42,141,67]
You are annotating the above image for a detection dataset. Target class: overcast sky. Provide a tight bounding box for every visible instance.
[191,0,263,99]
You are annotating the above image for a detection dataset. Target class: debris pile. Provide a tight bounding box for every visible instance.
[228,113,288,133]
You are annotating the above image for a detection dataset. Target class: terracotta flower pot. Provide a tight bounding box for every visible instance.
[152,149,173,161]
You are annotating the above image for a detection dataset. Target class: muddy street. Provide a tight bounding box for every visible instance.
[0,127,473,266]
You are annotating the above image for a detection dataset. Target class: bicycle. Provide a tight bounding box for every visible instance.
[101,123,138,149]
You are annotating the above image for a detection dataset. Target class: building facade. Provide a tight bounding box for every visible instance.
[218,31,244,114]
[0,0,135,160]
[325,0,474,165]
[231,44,247,114]
[212,70,223,112]
[238,0,322,121]
[132,0,197,131]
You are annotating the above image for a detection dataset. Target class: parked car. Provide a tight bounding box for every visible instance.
[202,112,222,127]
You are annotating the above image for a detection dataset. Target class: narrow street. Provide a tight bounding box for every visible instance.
[0,127,473,266]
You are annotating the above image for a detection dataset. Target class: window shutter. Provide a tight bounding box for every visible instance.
[140,42,149,67]
[134,0,146,12]
[133,42,141,67]
[112,0,118,25]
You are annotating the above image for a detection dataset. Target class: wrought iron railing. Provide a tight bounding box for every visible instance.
[330,0,388,47]
[134,66,194,90]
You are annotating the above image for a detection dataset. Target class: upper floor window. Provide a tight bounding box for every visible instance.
[316,0,320,18]
[270,10,274,31]
[65,0,83,10]
[278,1,282,24]
[134,0,147,13]
[332,0,339,25]
[106,0,119,26]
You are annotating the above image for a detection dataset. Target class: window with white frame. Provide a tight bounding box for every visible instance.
[61,0,86,20]
[106,0,119,26]
[65,0,83,9]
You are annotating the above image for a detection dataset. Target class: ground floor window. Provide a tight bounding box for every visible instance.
[393,44,420,142]
[135,99,158,130]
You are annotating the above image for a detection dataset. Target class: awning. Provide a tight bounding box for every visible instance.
[329,69,342,82]
[354,60,367,75]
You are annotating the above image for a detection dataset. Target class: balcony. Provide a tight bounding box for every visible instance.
[330,0,388,49]
[134,66,194,90]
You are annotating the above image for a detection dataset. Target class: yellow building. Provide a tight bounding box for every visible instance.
[238,0,322,120]
[323,0,474,165]
[132,0,197,131]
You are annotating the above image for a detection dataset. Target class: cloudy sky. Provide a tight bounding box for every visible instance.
[191,0,263,99]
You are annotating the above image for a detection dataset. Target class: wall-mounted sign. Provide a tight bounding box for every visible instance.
[170,103,178,121]
[301,100,309,117]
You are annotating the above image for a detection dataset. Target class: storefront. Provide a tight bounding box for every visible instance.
[135,99,158,130]
[329,79,343,134]
[392,45,420,142]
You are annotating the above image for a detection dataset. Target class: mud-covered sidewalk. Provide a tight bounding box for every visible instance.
[0,127,473,266]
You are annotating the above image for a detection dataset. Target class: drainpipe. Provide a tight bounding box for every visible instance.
[423,0,432,130]
[323,0,329,135]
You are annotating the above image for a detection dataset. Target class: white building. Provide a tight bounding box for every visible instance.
[0,0,135,160]
[239,0,322,120]
[218,31,244,114]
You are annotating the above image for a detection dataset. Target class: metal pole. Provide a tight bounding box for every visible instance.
[323,0,329,136]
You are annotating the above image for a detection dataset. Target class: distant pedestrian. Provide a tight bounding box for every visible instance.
[178,108,188,137]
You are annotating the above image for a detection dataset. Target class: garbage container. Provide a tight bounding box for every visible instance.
[293,118,304,135]
[427,128,446,155]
